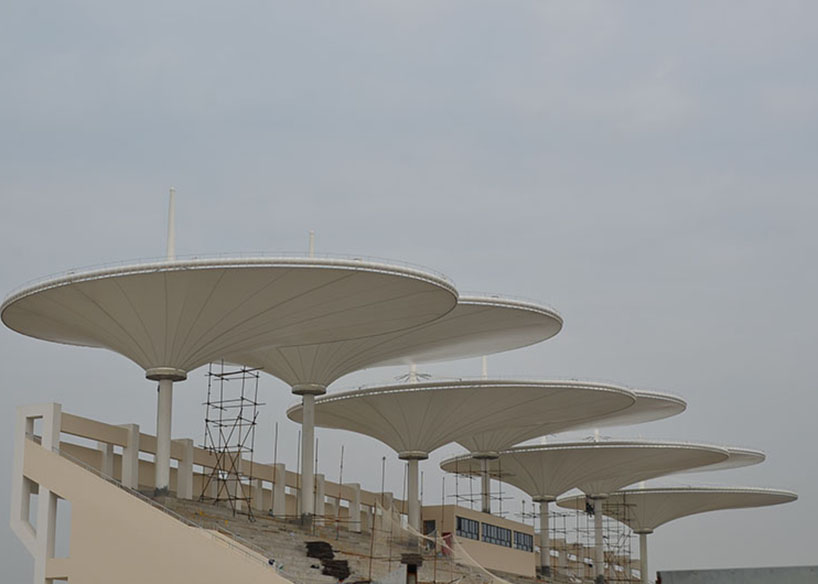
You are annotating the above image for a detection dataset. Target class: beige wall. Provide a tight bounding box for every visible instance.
[422,504,535,577]
[24,439,289,584]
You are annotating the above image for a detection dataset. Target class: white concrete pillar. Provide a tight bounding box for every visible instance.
[327,497,339,524]
[348,483,361,533]
[154,379,173,495]
[119,424,140,489]
[34,489,58,584]
[537,499,552,574]
[405,457,421,531]
[315,473,326,525]
[97,441,114,477]
[594,497,605,581]
[176,438,194,499]
[299,392,316,518]
[251,479,265,511]
[379,492,394,531]
[20,403,62,584]
[639,532,649,584]
[272,463,286,517]
[146,368,185,496]
[480,458,491,513]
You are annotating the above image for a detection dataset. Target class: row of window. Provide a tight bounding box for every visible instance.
[455,516,479,540]
[514,531,534,552]
[455,516,533,552]
[482,523,512,547]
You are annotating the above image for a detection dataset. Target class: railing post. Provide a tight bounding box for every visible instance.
[348,483,361,533]
[97,440,114,476]
[176,438,194,499]
[272,463,286,517]
[119,423,140,490]
[315,473,326,526]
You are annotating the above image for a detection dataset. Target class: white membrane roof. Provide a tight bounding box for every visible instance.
[569,389,686,430]
[440,440,728,500]
[556,486,797,533]
[286,379,636,456]
[1,257,457,374]
[226,294,562,387]
[676,446,765,474]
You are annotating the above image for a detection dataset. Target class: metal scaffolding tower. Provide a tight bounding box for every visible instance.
[200,361,263,519]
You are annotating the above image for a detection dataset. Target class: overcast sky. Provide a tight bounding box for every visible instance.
[1,1,816,580]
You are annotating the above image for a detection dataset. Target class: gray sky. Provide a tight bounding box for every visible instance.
[1,1,816,579]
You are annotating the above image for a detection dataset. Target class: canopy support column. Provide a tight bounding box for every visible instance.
[638,532,650,584]
[147,368,186,497]
[293,384,326,525]
[473,452,498,515]
[480,458,491,513]
[400,451,428,534]
[593,496,606,583]
[536,498,553,576]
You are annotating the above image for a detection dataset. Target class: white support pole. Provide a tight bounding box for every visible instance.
[406,459,420,531]
[639,533,649,584]
[308,230,315,257]
[315,473,326,526]
[120,423,140,489]
[481,355,488,379]
[538,500,551,574]
[272,463,286,517]
[349,483,361,533]
[167,187,176,260]
[480,459,491,513]
[300,393,316,519]
[97,441,114,477]
[176,438,194,499]
[155,379,173,495]
[594,497,605,581]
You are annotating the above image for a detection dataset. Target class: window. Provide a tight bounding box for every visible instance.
[456,516,479,540]
[481,522,512,547]
[514,531,533,552]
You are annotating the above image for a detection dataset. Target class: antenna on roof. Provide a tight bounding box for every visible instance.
[308,230,315,258]
[166,187,176,260]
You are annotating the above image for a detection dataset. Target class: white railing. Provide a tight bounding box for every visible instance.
[4,251,455,301]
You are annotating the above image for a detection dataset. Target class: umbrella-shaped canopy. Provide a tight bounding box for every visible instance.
[556,486,797,533]
[676,446,765,474]
[440,440,728,500]
[570,389,686,431]
[226,294,562,388]
[1,256,458,377]
[286,380,637,457]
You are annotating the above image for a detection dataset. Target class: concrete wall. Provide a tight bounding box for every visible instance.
[422,504,536,578]
[658,566,818,584]
[23,438,289,583]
